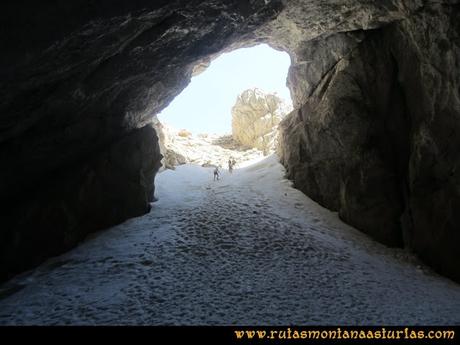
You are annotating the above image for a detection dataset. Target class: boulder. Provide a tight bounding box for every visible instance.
[232,88,290,155]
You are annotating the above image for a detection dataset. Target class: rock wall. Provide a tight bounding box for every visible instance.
[390,3,460,281]
[279,2,460,281]
[151,117,188,170]
[232,88,290,155]
[0,125,161,280]
[279,29,408,247]
[151,115,170,170]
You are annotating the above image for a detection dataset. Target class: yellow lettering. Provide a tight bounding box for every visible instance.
[245,331,255,339]
[256,330,266,339]
[234,331,244,339]
[308,331,320,339]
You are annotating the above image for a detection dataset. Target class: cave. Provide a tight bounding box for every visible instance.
[1,0,460,325]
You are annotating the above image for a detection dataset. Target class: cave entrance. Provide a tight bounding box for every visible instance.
[155,43,292,172]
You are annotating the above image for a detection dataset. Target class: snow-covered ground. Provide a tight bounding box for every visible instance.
[1,155,460,325]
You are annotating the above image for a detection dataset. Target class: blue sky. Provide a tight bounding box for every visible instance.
[157,44,292,134]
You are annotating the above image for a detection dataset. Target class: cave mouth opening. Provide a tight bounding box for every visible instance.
[154,43,293,173]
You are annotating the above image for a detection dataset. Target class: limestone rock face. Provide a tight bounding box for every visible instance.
[232,88,290,155]
[279,30,408,248]
[151,118,191,169]
[1,0,459,282]
[279,3,460,281]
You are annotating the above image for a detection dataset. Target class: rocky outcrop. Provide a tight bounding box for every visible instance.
[1,0,459,282]
[153,120,264,169]
[232,88,290,155]
[151,117,190,169]
[279,3,460,281]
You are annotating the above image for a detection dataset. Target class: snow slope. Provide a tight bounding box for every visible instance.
[0,155,460,325]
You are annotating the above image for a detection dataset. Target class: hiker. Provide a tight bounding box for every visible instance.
[228,158,233,174]
[213,166,220,181]
[231,158,237,168]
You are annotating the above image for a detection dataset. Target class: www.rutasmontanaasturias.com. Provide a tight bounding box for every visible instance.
[233,327,456,341]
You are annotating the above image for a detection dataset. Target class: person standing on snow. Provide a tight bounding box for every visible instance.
[213,166,220,181]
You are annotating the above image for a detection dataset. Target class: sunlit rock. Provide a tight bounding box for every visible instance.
[232,88,291,155]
